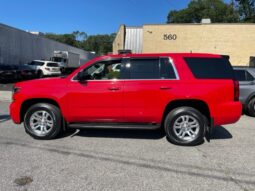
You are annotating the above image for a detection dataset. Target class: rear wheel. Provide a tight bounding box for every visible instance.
[164,107,206,146]
[247,97,255,117]
[24,103,62,140]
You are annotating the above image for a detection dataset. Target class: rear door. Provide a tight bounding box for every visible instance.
[123,57,178,124]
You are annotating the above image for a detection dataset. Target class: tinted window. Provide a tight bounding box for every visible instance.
[184,57,234,79]
[80,59,122,80]
[160,58,176,79]
[130,59,160,79]
[234,70,246,81]
[29,61,44,66]
[47,63,59,67]
[234,70,254,81]
[246,71,254,81]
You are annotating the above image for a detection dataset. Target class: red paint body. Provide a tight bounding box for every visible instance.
[10,53,242,126]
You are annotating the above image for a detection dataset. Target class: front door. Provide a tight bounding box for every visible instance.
[67,59,124,123]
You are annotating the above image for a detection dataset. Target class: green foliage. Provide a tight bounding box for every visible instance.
[235,0,255,22]
[167,0,239,23]
[44,31,116,55]
[81,33,116,55]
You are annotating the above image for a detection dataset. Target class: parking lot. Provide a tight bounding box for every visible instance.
[0,101,255,191]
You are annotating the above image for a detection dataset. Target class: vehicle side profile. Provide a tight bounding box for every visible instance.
[10,53,242,146]
[28,60,61,78]
[234,67,255,116]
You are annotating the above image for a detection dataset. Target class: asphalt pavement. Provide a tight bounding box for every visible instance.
[0,101,255,191]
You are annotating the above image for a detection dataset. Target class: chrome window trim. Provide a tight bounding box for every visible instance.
[71,56,180,82]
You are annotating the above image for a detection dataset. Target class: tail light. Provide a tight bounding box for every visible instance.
[234,80,239,101]
[45,67,51,71]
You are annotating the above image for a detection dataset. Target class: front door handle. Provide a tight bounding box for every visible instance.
[160,86,171,90]
[108,87,120,91]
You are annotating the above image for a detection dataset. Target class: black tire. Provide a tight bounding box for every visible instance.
[24,103,62,140]
[37,70,43,78]
[164,107,206,146]
[247,97,255,117]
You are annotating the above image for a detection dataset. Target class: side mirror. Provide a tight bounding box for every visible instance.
[77,72,91,81]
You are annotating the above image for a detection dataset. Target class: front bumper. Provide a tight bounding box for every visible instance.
[9,100,22,124]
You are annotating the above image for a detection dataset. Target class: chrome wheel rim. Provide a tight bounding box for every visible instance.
[29,110,54,136]
[173,115,200,142]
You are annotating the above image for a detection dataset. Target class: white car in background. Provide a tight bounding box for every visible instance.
[28,60,61,78]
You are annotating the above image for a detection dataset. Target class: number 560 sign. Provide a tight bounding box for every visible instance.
[163,34,177,40]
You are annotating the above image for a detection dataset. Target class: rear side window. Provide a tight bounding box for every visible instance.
[234,70,254,81]
[160,58,176,79]
[184,57,234,79]
[130,59,160,79]
[129,58,176,79]
[47,63,59,67]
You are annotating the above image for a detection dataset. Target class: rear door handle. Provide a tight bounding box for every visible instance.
[160,86,171,90]
[108,87,120,91]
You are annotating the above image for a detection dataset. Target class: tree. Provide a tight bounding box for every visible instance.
[44,32,116,55]
[44,33,79,47]
[167,0,239,23]
[81,33,116,55]
[72,31,88,41]
[235,0,255,22]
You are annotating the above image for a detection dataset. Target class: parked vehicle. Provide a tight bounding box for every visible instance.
[51,51,80,73]
[28,60,61,78]
[10,53,242,146]
[18,64,37,80]
[0,64,19,82]
[234,67,255,116]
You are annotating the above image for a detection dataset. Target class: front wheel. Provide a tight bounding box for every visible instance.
[24,103,62,140]
[164,107,206,146]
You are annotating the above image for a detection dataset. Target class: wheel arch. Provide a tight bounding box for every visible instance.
[245,93,255,105]
[162,99,211,125]
[20,98,61,123]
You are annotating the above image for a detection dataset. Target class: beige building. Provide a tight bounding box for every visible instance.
[113,24,255,66]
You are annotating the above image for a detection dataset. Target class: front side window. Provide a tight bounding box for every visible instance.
[34,62,44,66]
[82,59,122,80]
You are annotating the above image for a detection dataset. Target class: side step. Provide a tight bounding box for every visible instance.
[68,123,160,130]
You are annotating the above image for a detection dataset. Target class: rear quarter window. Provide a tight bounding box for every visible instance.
[184,57,234,79]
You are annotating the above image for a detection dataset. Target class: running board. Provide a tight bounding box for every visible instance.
[68,123,160,130]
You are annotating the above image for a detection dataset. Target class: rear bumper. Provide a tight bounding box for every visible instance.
[213,101,242,126]
[9,101,22,124]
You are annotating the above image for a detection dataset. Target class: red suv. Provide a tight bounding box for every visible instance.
[10,53,242,146]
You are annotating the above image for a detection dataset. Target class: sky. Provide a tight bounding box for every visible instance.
[0,0,228,35]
